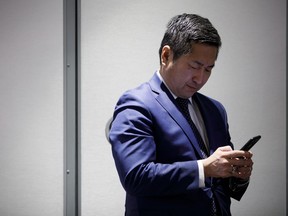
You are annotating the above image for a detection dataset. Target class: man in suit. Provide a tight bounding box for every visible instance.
[109,13,254,216]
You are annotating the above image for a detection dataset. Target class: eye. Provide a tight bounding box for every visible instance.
[189,62,201,70]
[205,67,213,72]
[189,61,214,72]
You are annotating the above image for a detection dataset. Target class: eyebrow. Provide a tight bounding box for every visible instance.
[192,61,215,68]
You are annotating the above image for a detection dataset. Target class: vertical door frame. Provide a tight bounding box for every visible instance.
[64,0,81,215]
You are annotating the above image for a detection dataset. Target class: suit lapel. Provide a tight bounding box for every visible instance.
[149,73,205,159]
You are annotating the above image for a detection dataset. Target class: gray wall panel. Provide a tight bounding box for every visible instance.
[81,0,286,215]
[0,0,64,215]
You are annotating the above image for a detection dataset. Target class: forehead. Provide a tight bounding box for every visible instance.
[184,43,218,65]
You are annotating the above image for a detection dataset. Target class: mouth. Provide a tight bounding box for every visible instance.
[186,84,197,91]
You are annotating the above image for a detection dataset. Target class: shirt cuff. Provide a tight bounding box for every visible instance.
[197,160,205,188]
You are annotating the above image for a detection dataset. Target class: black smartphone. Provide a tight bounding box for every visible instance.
[240,135,261,151]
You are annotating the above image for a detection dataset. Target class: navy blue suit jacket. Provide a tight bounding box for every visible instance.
[109,73,248,216]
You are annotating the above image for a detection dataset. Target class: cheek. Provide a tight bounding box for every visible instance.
[176,75,190,87]
[197,76,209,88]
[181,70,195,83]
[203,73,211,83]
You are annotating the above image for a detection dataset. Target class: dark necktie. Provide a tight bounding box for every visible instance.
[176,97,218,215]
[176,97,209,158]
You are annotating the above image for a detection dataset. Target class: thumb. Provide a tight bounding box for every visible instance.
[218,145,233,152]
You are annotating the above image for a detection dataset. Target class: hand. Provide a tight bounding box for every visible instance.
[201,146,253,179]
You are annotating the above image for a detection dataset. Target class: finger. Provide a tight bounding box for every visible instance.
[233,166,252,179]
[238,166,253,174]
[226,150,253,159]
[218,145,233,152]
[230,158,254,167]
[231,166,237,175]
[240,151,253,159]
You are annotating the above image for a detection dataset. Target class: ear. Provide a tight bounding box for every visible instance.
[161,45,173,66]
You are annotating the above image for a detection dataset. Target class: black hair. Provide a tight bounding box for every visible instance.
[159,13,222,63]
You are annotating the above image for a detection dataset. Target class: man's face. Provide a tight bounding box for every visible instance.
[160,43,218,99]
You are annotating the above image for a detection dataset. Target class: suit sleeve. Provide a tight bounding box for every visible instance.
[109,92,200,197]
[211,98,250,201]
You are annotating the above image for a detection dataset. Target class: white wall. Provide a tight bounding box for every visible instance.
[0,0,64,215]
[3,0,284,215]
[81,0,286,216]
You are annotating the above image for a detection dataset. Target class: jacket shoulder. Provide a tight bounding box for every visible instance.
[195,93,227,122]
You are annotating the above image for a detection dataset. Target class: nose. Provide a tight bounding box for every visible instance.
[192,68,205,84]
